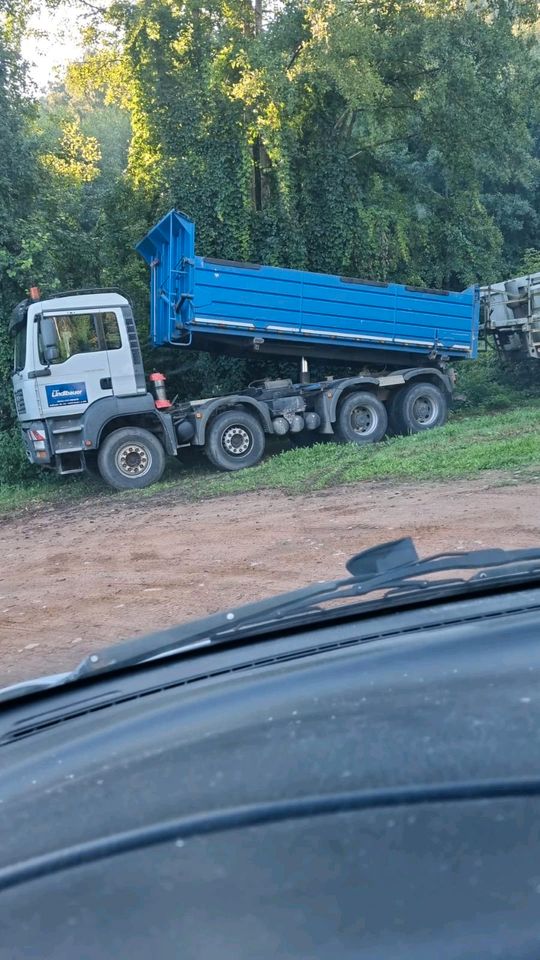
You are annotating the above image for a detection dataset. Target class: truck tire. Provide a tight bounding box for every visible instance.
[205,409,265,471]
[392,381,449,434]
[335,392,388,445]
[97,427,166,490]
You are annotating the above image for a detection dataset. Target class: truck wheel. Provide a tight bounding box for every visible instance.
[205,409,265,471]
[335,392,388,445]
[97,427,166,490]
[393,382,449,434]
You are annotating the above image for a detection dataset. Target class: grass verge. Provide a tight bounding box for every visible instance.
[189,402,540,499]
[0,476,106,514]
[1,403,539,516]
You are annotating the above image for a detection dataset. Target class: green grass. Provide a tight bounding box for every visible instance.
[1,403,539,516]
[188,402,540,498]
[0,475,107,514]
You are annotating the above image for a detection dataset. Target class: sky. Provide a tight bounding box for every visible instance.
[21,4,85,92]
[19,2,285,91]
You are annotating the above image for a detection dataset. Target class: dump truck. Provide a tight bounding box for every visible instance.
[8,209,538,490]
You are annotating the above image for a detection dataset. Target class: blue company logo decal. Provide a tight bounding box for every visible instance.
[45,382,88,407]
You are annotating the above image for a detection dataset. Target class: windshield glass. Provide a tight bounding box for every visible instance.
[13,323,27,373]
[0,0,539,696]
[2,11,540,960]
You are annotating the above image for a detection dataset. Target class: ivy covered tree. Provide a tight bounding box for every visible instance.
[71,0,539,281]
[0,10,40,470]
[0,0,539,481]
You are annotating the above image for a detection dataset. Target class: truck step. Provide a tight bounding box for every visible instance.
[56,451,84,475]
[51,425,83,434]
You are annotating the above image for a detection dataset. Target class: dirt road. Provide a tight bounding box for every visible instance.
[1,474,539,686]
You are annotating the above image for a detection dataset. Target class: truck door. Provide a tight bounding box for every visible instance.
[34,308,117,418]
[104,303,146,397]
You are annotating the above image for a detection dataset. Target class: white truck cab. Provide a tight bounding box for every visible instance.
[9,289,173,483]
[13,291,144,411]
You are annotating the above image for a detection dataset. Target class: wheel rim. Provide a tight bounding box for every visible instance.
[349,404,378,437]
[115,442,152,478]
[411,395,438,426]
[221,425,253,458]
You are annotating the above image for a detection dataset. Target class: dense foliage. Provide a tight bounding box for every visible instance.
[1,0,540,483]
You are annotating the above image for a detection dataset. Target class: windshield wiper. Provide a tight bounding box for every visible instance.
[2,538,540,703]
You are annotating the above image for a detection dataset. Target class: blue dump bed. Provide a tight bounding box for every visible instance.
[137,209,479,367]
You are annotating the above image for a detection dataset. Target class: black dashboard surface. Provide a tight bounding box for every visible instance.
[1,586,539,958]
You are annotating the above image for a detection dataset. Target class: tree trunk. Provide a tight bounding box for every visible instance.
[254,0,263,34]
[250,0,270,212]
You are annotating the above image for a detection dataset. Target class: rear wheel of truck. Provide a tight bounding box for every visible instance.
[97,427,166,490]
[392,382,449,434]
[335,392,388,445]
[205,409,265,471]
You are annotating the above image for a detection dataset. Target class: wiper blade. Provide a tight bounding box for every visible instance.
[2,539,540,703]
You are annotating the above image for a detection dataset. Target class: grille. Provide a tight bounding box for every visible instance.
[14,389,26,416]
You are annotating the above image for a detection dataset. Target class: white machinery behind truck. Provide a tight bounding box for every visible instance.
[480,273,540,361]
[8,208,539,491]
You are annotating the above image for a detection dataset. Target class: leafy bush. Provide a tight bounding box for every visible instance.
[455,350,540,412]
[0,426,35,485]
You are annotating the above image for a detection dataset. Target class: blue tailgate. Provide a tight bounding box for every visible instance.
[137,209,479,360]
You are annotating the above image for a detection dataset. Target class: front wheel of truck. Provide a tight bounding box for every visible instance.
[205,409,265,471]
[97,427,166,490]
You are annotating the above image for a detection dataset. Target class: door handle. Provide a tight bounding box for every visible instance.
[100,378,112,390]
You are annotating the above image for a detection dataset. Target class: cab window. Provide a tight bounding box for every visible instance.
[13,324,27,372]
[101,312,122,350]
[39,312,122,364]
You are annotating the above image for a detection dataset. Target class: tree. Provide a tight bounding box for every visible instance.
[0,19,39,447]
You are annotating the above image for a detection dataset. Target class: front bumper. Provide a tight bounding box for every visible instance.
[21,422,52,465]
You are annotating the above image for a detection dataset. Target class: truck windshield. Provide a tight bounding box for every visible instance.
[13,324,27,373]
[38,312,122,364]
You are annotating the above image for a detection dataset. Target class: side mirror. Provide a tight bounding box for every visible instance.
[39,316,60,365]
